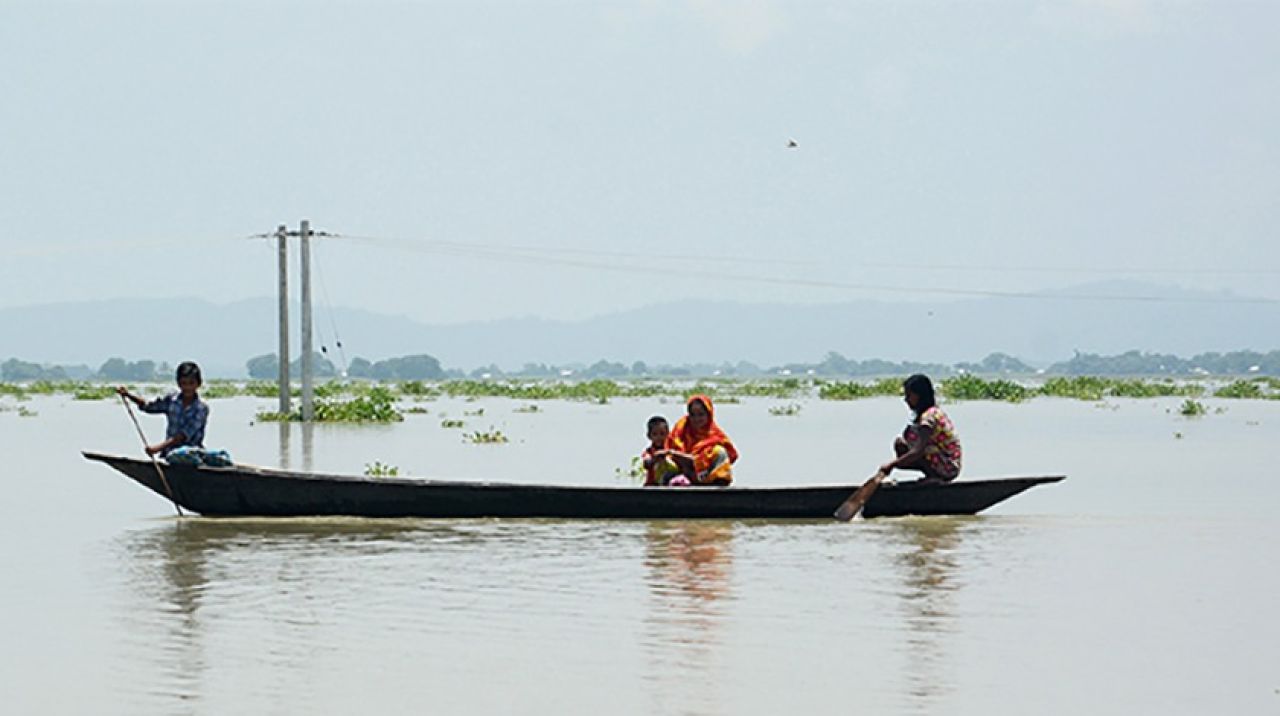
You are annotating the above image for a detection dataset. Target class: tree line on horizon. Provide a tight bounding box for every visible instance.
[5,349,1280,383]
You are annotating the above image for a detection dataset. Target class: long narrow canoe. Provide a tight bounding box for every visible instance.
[83,451,1064,519]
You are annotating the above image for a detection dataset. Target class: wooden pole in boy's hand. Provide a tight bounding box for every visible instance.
[119,394,184,517]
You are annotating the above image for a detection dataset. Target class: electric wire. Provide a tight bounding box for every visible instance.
[311,241,350,376]
[342,234,1280,305]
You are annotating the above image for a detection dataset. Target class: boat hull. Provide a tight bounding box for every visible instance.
[83,452,1064,520]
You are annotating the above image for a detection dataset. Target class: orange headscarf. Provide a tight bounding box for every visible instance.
[666,394,739,475]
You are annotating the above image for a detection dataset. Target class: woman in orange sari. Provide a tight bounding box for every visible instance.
[659,394,739,487]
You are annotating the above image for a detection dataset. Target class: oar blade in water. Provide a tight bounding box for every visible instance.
[833,471,886,521]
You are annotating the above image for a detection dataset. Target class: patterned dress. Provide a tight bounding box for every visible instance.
[914,406,962,480]
[666,394,738,486]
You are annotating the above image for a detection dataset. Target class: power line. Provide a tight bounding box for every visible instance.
[339,233,1280,277]
[345,234,1280,305]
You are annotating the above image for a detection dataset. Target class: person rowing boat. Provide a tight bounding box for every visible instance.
[880,374,962,484]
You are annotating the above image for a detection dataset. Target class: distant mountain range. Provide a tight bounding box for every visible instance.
[2,281,1276,378]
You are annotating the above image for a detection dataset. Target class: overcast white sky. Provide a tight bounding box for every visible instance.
[1,0,1276,323]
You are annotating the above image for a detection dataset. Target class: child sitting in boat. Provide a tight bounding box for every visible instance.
[641,416,683,486]
[116,361,229,466]
[880,374,962,483]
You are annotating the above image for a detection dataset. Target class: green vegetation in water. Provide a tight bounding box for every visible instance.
[1038,376,1109,401]
[363,461,400,477]
[399,380,440,398]
[72,384,119,401]
[818,378,901,401]
[5,372,1280,407]
[1213,378,1280,400]
[440,418,464,429]
[404,406,429,414]
[199,382,241,399]
[18,406,37,417]
[768,403,802,417]
[513,404,541,413]
[615,456,644,483]
[1178,399,1207,417]
[463,427,509,444]
[245,381,284,398]
[463,407,485,417]
[941,374,1031,402]
[256,386,403,423]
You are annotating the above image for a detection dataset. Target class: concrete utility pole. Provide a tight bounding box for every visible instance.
[299,219,314,422]
[259,220,333,422]
[276,224,290,415]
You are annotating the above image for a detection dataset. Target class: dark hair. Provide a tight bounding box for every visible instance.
[646,415,668,430]
[903,374,936,411]
[176,361,202,384]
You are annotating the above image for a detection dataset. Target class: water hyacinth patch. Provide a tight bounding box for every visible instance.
[1178,399,1208,417]
[615,456,644,483]
[463,427,509,444]
[72,384,119,400]
[818,378,901,400]
[256,386,403,423]
[364,461,400,477]
[941,374,1031,403]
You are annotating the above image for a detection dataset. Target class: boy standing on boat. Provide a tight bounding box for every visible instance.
[116,361,209,457]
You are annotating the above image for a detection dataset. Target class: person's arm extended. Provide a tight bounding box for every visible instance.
[145,435,186,457]
[115,386,147,409]
[880,424,934,475]
[654,448,696,464]
[655,449,703,482]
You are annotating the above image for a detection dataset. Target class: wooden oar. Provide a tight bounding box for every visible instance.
[833,470,887,522]
[120,395,184,517]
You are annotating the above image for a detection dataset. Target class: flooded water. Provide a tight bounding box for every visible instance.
[1,393,1277,713]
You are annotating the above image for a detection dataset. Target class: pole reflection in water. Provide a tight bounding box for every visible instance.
[642,521,735,715]
[274,421,315,472]
[277,421,291,471]
[301,422,314,473]
[882,516,980,712]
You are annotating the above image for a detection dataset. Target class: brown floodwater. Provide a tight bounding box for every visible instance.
[1,393,1277,714]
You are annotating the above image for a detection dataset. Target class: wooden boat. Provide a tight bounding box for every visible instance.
[83,451,1064,519]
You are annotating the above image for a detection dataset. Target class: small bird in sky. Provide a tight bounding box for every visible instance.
[786,138,798,149]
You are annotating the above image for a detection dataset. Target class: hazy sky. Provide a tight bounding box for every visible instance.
[2,0,1277,324]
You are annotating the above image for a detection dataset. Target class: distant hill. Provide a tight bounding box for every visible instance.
[1,281,1276,377]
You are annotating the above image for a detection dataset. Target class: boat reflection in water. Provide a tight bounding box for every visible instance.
[882,516,985,712]
[111,517,498,712]
[641,521,736,715]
